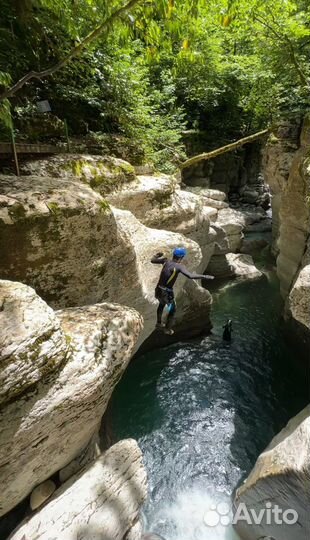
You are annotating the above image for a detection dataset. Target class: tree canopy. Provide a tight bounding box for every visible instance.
[0,0,309,170]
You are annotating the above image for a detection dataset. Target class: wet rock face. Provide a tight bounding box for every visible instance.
[234,406,310,540]
[9,439,147,540]
[0,281,143,516]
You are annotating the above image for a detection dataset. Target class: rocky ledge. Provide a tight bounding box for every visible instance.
[8,439,147,540]
[234,405,310,540]
[0,279,143,516]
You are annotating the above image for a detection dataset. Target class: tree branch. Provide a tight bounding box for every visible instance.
[254,14,310,90]
[0,0,142,101]
[180,128,270,170]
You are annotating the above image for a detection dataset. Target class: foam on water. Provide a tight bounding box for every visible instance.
[144,488,241,540]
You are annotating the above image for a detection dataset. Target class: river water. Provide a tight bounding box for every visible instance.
[111,270,308,540]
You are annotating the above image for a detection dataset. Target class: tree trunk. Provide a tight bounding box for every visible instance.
[180,128,270,170]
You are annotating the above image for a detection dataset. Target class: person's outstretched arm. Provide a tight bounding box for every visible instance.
[177,264,214,280]
[151,252,167,264]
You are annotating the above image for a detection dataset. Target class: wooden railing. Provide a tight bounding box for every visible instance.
[0,142,59,157]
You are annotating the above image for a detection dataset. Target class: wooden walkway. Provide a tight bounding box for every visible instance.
[0,142,59,158]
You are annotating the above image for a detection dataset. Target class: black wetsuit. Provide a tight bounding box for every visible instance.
[223,320,233,341]
[151,254,211,329]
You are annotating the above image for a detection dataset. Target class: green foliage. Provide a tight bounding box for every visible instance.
[0,0,309,170]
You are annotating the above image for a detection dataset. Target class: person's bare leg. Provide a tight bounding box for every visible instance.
[156,303,165,329]
[164,300,176,335]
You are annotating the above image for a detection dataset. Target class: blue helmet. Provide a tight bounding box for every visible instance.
[173,247,187,259]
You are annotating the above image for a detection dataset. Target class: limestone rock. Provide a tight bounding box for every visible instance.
[207,253,263,280]
[0,174,213,347]
[216,208,245,234]
[9,439,147,540]
[106,173,178,224]
[59,432,101,483]
[108,174,218,273]
[107,174,218,263]
[263,118,302,253]
[30,480,56,511]
[125,519,143,540]
[213,208,245,254]
[0,283,142,516]
[199,196,228,209]
[241,189,259,204]
[112,207,212,348]
[240,237,269,255]
[245,219,272,233]
[185,186,228,207]
[234,405,310,540]
[205,206,268,278]
[0,175,131,308]
[276,118,310,299]
[288,264,310,330]
[197,188,227,201]
[142,535,166,540]
[0,280,67,406]
[20,154,136,195]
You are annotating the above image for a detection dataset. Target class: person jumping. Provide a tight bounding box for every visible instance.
[151,247,214,335]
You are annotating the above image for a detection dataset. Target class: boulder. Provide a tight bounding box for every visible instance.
[0,175,130,308]
[205,207,267,278]
[245,219,272,233]
[241,189,259,204]
[30,480,56,511]
[216,208,245,234]
[106,173,177,218]
[0,175,213,347]
[107,175,217,270]
[197,196,228,209]
[234,406,310,540]
[207,253,263,280]
[19,154,136,195]
[240,237,269,255]
[0,280,67,406]
[187,186,226,200]
[212,208,245,255]
[9,439,147,540]
[185,186,228,207]
[258,191,271,210]
[0,281,142,516]
[287,264,310,330]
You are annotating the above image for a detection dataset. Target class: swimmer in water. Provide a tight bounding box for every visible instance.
[223,319,233,341]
